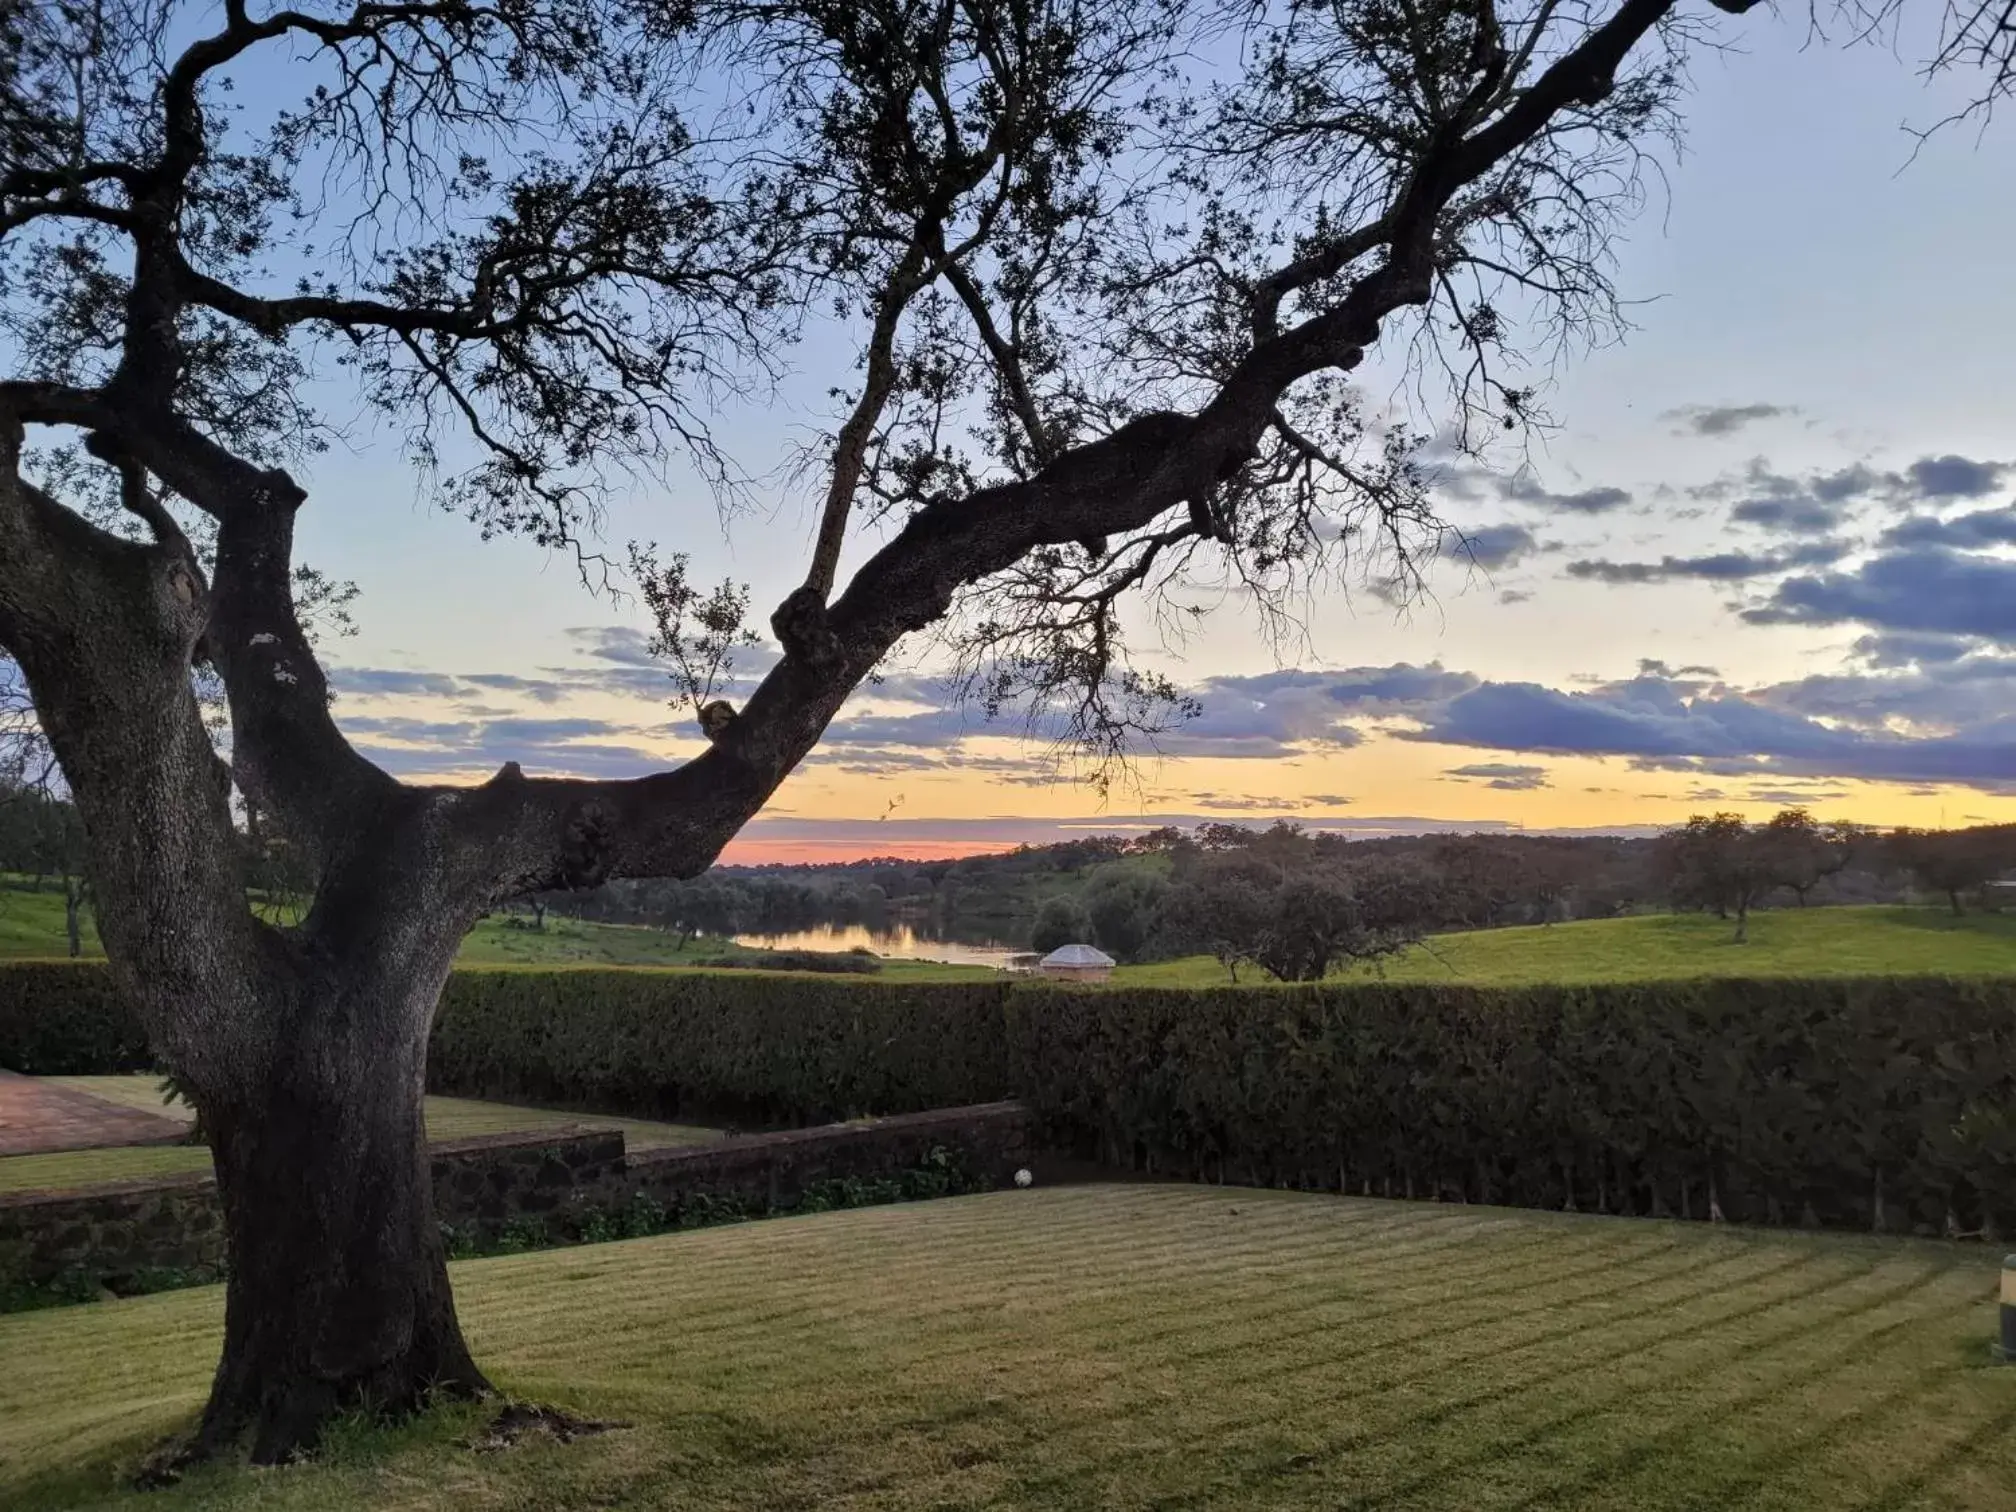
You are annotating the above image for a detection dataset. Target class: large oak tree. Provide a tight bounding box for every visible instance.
[0,0,2006,1467]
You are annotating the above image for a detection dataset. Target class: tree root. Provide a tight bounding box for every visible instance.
[460,1402,630,1454]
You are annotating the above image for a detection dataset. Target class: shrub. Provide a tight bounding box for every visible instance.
[429,970,1012,1125]
[0,962,151,1073]
[1005,976,2016,1236]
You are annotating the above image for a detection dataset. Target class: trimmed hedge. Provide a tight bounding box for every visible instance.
[1005,976,2016,1236]
[430,971,1012,1124]
[0,962,153,1073]
[5,964,2014,1235]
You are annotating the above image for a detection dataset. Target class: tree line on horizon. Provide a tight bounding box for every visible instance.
[6,773,2009,975]
[518,809,2016,979]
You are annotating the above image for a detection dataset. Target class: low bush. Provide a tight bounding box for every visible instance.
[0,962,152,1073]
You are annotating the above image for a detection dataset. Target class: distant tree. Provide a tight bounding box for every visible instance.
[1657,813,1784,943]
[1030,896,1093,955]
[1166,853,1426,982]
[668,879,756,947]
[1424,835,1522,927]
[1084,869,1168,962]
[1518,838,1592,924]
[1194,822,1263,854]
[1250,861,1427,982]
[1163,853,1280,982]
[1125,826,1193,858]
[1758,809,1862,907]
[1888,826,2015,916]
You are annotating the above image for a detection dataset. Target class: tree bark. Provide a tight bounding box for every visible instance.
[63,874,81,957]
[190,976,488,1464]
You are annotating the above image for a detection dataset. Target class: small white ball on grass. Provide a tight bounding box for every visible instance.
[1014,1168,1034,1188]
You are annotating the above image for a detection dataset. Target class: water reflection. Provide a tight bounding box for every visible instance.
[731,922,1023,968]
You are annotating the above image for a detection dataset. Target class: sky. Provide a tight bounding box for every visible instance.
[284,11,2016,863]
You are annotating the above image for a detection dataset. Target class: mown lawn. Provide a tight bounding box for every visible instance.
[0,1079,717,1194]
[2,1185,2011,1511]
[1114,905,2016,987]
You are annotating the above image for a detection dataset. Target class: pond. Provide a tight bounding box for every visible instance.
[730,923,1027,969]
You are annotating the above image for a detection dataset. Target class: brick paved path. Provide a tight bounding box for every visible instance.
[0,1070,189,1156]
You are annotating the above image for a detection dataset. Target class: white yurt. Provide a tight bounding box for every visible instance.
[1038,942,1116,982]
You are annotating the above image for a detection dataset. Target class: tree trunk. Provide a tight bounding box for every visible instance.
[1949,889,1964,917]
[1732,897,1748,944]
[190,989,488,1464]
[63,874,81,957]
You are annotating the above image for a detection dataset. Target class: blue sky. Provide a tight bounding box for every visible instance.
[287,11,2016,859]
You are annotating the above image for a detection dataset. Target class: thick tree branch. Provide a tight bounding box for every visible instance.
[463,0,1694,890]
[208,498,398,856]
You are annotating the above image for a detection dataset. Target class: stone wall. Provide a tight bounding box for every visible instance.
[2,1102,1035,1292]
[622,1101,1034,1213]
[431,1128,627,1233]
[0,1169,224,1289]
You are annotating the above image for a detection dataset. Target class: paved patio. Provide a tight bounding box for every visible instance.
[0,1070,188,1157]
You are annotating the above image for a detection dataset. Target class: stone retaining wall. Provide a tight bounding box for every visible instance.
[1,1102,1034,1290]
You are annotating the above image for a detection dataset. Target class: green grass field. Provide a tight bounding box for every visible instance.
[9,875,2016,987]
[0,1078,717,1194]
[1113,905,2016,987]
[2,1185,2011,1510]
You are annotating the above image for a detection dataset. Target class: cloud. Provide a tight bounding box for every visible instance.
[1444,762,1550,791]
[1754,651,2016,734]
[1405,670,2016,787]
[340,710,682,783]
[1501,476,1634,514]
[458,673,573,704]
[1317,662,1481,711]
[1908,455,2008,499]
[1715,461,1885,534]
[327,668,465,698]
[1184,790,1352,812]
[1566,539,1851,585]
[563,625,658,667]
[1698,454,2007,537]
[1663,403,1791,437]
[1638,659,1721,679]
[1880,505,2016,550]
[1440,523,1541,570]
[1744,547,2016,647]
[1850,632,1977,668]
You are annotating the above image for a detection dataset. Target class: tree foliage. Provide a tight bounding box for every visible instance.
[1888,824,2016,916]
[1029,893,1093,953]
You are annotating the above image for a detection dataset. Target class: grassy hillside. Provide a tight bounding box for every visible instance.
[4,1185,2011,1510]
[11,876,2015,986]
[0,883,994,979]
[1114,905,2016,987]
